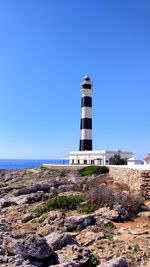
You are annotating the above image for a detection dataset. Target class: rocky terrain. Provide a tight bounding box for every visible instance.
[0,166,149,267]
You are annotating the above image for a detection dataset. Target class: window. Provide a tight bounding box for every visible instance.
[91,160,94,165]
[84,160,87,164]
[78,160,80,164]
[72,160,74,165]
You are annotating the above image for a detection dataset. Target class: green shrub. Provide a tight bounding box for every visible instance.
[98,223,116,241]
[79,166,109,176]
[88,254,99,266]
[23,170,33,175]
[40,167,59,175]
[37,195,84,216]
[77,205,97,214]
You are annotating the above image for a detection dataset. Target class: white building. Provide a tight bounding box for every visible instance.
[69,150,133,165]
[127,157,142,166]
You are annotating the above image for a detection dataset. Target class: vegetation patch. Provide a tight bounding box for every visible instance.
[79,166,109,176]
[37,195,84,216]
[109,153,127,165]
[125,244,141,261]
[85,186,144,220]
[85,186,114,209]
[77,205,97,214]
[40,166,60,175]
[98,223,116,241]
[88,254,99,266]
[23,170,33,175]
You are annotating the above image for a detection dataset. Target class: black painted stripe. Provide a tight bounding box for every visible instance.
[81,96,92,107]
[80,140,92,151]
[80,118,92,129]
[82,84,92,89]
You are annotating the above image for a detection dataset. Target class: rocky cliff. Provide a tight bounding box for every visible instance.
[0,166,149,267]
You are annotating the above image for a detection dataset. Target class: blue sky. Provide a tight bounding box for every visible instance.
[0,0,150,159]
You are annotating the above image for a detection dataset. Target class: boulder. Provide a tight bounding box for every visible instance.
[0,198,17,208]
[26,192,46,204]
[45,231,77,251]
[3,234,54,259]
[76,226,105,246]
[64,215,94,231]
[0,222,11,232]
[57,244,91,266]
[113,205,128,221]
[0,196,28,207]
[95,217,114,228]
[42,211,65,226]
[97,256,129,267]
[50,264,76,267]
[13,255,41,267]
[3,235,19,255]
[22,214,34,223]
[15,184,50,196]
[14,195,28,205]
[17,234,54,259]
[94,207,119,221]
[58,184,74,193]
[138,211,150,219]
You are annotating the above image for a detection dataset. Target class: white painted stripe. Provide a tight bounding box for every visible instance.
[80,129,92,140]
[81,107,92,118]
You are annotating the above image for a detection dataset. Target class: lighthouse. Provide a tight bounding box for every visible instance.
[79,74,93,151]
[69,75,134,165]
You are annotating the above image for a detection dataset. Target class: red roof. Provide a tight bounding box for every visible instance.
[144,155,150,161]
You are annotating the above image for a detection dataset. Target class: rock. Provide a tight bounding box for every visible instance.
[22,214,33,223]
[3,234,54,260]
[138,211,150,219]
[0,222,11,232]
[64,215,94,230]
[14,195,29,205]
[45,231,77,250]
[129,230,149,236]
[42,211,65,226]
[97,256,129,267]
[94,207,119,221]
[58,184,75,193]
[95,217,114,227]
[15,184,50,196]
[3,235,19,255]
[17,234,54,259]
[26,192,46,203]
[57,244,91,266]
[0,196,28,207]
[47,226,62,234]
[76,227,105,246]
[0,198,17,208]
[50,264,76,267]
[14,257,42,267]
[113,204,128,221]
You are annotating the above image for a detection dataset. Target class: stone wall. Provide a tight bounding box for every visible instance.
[108,167,150,199]
[140,171,150,199]
[109,167,142,192]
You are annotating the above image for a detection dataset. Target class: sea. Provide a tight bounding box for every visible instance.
[0,159,69,170]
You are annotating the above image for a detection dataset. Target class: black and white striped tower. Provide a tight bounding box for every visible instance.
[79,74,93,151]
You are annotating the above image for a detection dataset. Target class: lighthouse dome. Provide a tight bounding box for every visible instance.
[84,74,90,81]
